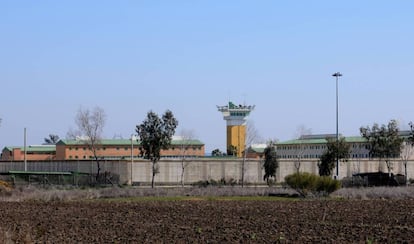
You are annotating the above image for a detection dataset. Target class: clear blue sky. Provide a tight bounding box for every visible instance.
[1,1,413,153]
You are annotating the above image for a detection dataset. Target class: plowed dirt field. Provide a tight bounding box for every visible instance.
[1,199,413,243]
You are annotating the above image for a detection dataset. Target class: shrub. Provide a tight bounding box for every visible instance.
[341,176,367,188]
[192,178,239,187]
[285,172,340,197]
[316,176,341,194]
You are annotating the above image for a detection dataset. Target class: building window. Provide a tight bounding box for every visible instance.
[69,156,73,159]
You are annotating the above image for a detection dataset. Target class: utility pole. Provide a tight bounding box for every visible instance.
[24,127,27,171]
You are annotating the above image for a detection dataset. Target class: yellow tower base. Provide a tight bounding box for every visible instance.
[227,125,246,157]
[218,101,254,158]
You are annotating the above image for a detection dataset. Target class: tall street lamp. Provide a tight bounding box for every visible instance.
[332,72,342,178]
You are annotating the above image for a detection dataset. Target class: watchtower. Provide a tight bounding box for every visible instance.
[217,101,255,157]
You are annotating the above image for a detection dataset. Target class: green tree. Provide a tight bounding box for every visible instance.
[318,137,350,176]
[211,148,224,156]
[263,142,278,185]
[44,134,60,144]
[227,145,237,157]
[360,120,403,174]
[136,110,178,188]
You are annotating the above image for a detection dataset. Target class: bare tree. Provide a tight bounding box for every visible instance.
[294,125,312,173]
[241,121,261,187]
[351,143,365,175]
[178,129,196,187]
[71,106,106,182]
[401,140,412,185]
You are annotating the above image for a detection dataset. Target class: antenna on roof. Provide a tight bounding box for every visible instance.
[113,134,123,139]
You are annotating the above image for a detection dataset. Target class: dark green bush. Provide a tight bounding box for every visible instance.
[192,178,237,188]
[285,172,340,197]
[316,176,341,193]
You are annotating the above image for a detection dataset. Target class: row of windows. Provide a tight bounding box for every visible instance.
[280,143,371,151]
[279,145,327,151]
[69,155,92,159]
[352,144,370,149]
[68,155,145,159]
[67,155,202,160]
[171,147,203,150]
[279,154,371,159]
[279,155,322,159]
[69,147,129,151]
[352,154,369,158]
[69,146,203,151]
[230,112,248,116]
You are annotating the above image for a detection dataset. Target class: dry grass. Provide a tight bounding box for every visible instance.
[0,185,297,202]
[332,186,414,200]
[0,224,33,244]
[2,184,413,202]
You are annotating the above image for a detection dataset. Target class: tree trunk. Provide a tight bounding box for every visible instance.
[241,157,245,188]
[95,158,101,183]
[405,162,408,186]
[181,160,185,187]
[151,160,156,188]
[386,159,392,177]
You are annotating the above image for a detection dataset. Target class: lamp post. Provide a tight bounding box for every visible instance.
[24,128,27,171]
[332,72,342,179]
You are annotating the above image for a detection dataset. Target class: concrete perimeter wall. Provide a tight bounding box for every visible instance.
[0,158,413,185]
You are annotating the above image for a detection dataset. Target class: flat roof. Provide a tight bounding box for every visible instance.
[3,145,56,152]
[277,136,367,145]
[57,138,204,146]
[8,171,72,175]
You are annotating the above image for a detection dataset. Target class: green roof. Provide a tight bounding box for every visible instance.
[277,136,367,145]
[170,139,204,145]
[250,147,265,153]
[249,144,267,153]
[57,139,204,146]
[9,171,72,175]
[3,145,56,153]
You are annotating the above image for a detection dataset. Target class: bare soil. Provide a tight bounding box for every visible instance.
[1,199,413,243]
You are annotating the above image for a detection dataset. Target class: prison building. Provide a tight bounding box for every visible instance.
[1,145,56,161]
[55,138,205,160]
